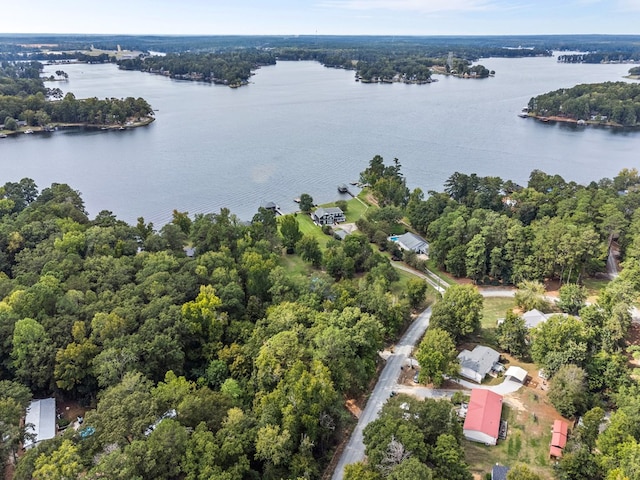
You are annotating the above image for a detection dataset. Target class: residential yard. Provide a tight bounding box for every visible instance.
[582,277,610,301]
[464,381,563,479]
[278,252,314,277]
[465,297,516,349]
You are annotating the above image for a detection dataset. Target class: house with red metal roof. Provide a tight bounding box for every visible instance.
[550,419,569,458]
[463,389,503,445]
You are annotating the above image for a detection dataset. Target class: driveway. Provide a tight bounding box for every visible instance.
[331,306,433,480]
[452,377,524,395]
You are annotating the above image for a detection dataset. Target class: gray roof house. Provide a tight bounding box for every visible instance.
[396,232,429,255]
[522,309,550,329]
[458,345,501,383]
[313,207,345,226]
[24,398,56,449]
[492,464,511,480]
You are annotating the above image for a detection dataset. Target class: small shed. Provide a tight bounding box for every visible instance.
[550,419,569,458]
[463,389,503,445]
[504,366,528,384]
[24,398,56,449]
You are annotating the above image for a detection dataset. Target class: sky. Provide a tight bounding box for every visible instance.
[1,0,639,36]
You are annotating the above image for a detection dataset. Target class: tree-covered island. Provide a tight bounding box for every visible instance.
[527,81,640,127]
[0,61,154,135]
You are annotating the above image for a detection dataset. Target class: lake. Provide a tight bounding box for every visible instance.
[0,56,637,225]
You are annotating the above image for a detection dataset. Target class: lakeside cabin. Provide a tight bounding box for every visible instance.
[312,207,345,226]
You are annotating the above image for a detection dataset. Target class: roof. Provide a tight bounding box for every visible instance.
[24,398,56,449]
[397,232,428,251]
[492,464,511,480]
[334,229,348,240]
[314,207,343,217]
[522,309,549,328]
[458,345,500,378]
[262,201,277,209]
[505,366,528,383]
[464,389,503,439]
[550,445,564,458]
[551,420,568,448]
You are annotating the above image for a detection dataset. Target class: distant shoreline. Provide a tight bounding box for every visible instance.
[527,114,638,129]
[0,116,154,137]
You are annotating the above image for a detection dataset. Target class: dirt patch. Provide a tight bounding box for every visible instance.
[345,399,362,418]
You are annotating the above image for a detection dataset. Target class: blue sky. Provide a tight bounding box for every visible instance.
[1,0,639,35]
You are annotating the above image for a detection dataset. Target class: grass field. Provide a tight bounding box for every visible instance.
[464,387,558,478]
[465,296,516,349]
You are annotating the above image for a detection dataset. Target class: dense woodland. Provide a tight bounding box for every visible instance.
[2,155,640,479]
[527,82,640,126]
[0,176,415,479]
[0,62,153,129]
[118,51,277,86]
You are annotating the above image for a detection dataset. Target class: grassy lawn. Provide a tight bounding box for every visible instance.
[582,277,610,299]
[464,394,556,479]
[278,252,314,277]
[293,213,332,249]
[465,297,516,349]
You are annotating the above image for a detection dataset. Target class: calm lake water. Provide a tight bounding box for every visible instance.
[0,56,637,224]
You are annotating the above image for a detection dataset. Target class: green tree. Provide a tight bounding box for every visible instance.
[32,440,84,480]
[514,280,549,312]
[415,328,459,387]
[506,464,542,480]
[299,193,314,214]
[406,278,428,309]
[429,284,483,342]
[85,371,157,447]
[279,215,302,253]
[497,311,528,359]
[558,283,587,315]
[431,433,472,480]
[388,457,433,480]
[296,235,322,267]
[11,317,55,391]
[530,314,589,376]
[548,364,587,418]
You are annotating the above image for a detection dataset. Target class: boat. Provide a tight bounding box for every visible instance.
[24,129,34,134]
[518,112,529,118]
[577,119,586,126]
[293,198,301,203]
[0,133,7,138]
[338,184,348,193]
[119,126,126,130]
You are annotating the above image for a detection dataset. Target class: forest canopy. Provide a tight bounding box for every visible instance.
[527,81,640,126]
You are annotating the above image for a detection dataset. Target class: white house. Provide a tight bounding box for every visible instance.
[458,345,501,383]
[463,389,503,445]
[24,398,56,449]
[395,232,429,255]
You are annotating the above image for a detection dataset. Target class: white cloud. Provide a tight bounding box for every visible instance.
[316,0,496,13]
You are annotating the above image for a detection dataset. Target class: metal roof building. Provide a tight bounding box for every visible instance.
[24,398,56,449]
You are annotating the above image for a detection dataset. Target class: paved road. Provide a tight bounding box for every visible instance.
[331,306,433,480]
[391,263,447,295]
